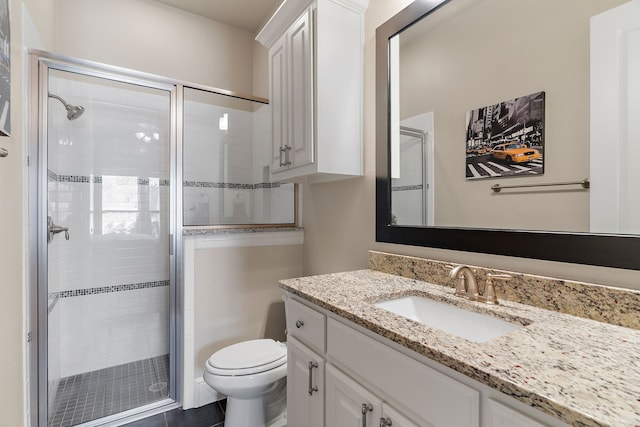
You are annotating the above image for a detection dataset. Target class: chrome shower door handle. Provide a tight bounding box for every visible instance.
[361,403,373,427]
[307,361,318,395]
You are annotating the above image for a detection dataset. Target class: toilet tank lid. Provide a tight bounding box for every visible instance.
[207,339,286,370]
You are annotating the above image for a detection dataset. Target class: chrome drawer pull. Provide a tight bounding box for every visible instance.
[361,403,373,427]
[295,320,304,328]
[308,361,318,395]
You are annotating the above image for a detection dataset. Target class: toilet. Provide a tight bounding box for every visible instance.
[203,339,287,427]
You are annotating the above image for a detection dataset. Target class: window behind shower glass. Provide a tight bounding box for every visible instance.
[182,87,296,227]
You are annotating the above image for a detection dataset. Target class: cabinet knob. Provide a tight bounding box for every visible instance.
[295,320,304,328]
[380,417,392,427]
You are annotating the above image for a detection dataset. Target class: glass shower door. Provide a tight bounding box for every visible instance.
[45,67,174,426]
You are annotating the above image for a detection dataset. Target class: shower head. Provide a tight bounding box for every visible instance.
[48,93,85,121]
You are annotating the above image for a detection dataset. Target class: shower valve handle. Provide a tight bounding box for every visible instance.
[47,216,70,242]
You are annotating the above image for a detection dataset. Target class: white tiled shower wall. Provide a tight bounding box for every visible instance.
[182,97,295,226]
[47,76,171,378]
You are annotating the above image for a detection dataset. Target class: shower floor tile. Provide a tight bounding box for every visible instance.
[49,355,170,427]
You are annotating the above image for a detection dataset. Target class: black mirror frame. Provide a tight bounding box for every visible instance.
[375,0,640,271]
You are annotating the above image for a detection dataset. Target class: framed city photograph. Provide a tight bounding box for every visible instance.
[465,91,545,180]
[0,0,10,137]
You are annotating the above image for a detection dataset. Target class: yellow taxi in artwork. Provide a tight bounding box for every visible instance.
[490,142,540,163]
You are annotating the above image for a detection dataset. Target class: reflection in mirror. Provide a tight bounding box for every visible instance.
[388,0,636,234]
[376,0,640,270]
[391,115,434,227]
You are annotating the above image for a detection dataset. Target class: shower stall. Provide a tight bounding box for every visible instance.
[30,51,295,426]
[33,53,177,427]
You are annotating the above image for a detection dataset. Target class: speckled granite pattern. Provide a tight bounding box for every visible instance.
[280,269,640,427]
[183,226,302,236]
[369,251,640,330]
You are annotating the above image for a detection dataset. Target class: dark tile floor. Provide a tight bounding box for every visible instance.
[122,401,226,427]
[49,355,170,427]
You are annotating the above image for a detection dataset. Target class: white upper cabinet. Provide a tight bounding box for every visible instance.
[257,0,369,183]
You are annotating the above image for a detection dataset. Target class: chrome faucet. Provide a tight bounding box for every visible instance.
[449,265,510,305]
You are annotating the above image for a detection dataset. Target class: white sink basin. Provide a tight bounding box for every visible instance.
[373,295,523,343]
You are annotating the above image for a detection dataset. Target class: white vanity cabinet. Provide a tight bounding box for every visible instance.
[326,364,420,427]
[287,337,325,427]
[284,294,569,427]
[285,298,327,427]
[257,0,368,183]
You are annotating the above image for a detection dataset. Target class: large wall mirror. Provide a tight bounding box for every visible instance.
[376,0,640,270]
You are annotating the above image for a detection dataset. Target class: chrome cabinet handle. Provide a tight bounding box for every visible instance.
[308,361,318,395]
[380,417,392,427]
[279,145,292,167]
[361,403,373,427]
[295,320,304,328]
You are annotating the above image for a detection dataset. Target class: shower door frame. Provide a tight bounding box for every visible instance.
[28,50,183,427]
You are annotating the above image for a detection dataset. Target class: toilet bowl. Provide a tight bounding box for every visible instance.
[203,339,287,427]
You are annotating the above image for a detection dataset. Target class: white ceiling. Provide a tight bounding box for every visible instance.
[152,0,283,33]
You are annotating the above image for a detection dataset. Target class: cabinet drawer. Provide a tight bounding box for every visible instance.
[287,298,326,353]
[327,317,479,427]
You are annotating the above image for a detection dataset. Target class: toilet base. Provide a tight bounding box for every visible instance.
[222,377,287,427]
[225,396,266,427]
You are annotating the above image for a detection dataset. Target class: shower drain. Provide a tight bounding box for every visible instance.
[149,382,167,392]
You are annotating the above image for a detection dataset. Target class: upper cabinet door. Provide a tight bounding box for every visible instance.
[286,7,315,170]
[270,35,288,173]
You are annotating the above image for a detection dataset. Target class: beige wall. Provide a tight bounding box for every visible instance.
[0,2,49,425]
[55,0,260,94]
[301,0,640,291]
[194,245,302,375]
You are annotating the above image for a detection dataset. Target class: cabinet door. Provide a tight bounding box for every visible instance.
[287,337,325,427]
[269,35,288,173]
[382,403,423,427]
[286,6,314,170]
[326,364,382,427]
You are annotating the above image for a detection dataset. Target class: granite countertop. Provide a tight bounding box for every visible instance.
[280,269,640,427]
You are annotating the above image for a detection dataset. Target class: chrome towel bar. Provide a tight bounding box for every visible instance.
[491,178,590,193]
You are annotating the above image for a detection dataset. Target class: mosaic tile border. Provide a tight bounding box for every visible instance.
[391,184,423,192]
[368,250,640,330]
[48,171,170,186]
[48,280,169,300]
[47,172,285,190]
[183,180,283,189]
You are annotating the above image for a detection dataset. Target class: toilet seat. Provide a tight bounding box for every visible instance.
[206,339,286,376]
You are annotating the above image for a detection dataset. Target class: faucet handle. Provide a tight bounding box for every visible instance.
[483,273,511,305]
